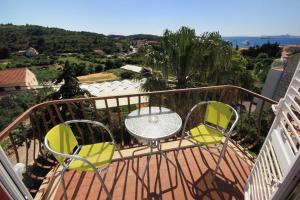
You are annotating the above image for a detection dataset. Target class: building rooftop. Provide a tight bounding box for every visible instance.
[272,66,284,71]
[0,67,28,85]
[80,79,147,108]
[121,64,143,73]
[281,45,300,59]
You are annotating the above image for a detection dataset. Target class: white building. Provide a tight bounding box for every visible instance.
[25,47,39,57]
[121,64,143,73]
[80,79,147,108]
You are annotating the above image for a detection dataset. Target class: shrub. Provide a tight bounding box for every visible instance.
[120,70,134,79]
[95,64,104,72]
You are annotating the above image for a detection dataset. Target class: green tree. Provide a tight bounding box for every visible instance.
[36,37,45,52]
[95,64,104,72]
[120,70,135,79]
[144,27,237,90]
[194,32,233,85]
[145,26,200,88]
[252,53,274,82]
[0,88,53,132]
[51,61,90,99]
[105,59,114,70]
[0,46,9,59]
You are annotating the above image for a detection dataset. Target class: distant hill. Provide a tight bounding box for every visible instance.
[260,34,300,38]
[0,24,160,54]
[107,34,160,41]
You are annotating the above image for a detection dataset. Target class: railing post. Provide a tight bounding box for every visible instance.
[66,103,85,143]
[116,97,124,147]
[8,132,19,163]
[79,101,95,143]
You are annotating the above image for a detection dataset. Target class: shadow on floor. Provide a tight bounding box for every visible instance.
[192,169,244,200]
[54,146,250,200]
[23,154,57,197]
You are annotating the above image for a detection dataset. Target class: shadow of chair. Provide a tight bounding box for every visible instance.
[133,151,179,200]
[192,169,244,200]
[176,147,245,200]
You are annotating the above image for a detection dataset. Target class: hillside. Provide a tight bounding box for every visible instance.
[0,24,160,54]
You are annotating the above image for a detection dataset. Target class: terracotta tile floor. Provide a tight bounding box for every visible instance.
[54,146,252,200]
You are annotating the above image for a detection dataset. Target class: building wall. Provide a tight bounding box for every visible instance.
[260,67,283,99]
[25,69,38,88]
[273,53,300,101]
[25,48,39,57]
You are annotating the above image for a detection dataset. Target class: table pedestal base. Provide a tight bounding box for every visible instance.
[132,141,178,199]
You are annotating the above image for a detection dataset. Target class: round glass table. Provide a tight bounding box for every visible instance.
[125,106,182,194]
[125,106,182,141]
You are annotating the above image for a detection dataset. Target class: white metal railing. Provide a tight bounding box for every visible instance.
[0,147,33,200]
[244,61,300,200]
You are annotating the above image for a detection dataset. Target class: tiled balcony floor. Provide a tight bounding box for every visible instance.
[53,145,252,200]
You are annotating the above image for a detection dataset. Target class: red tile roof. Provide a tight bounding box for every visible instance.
[0,68,27,85]
[281,45,300,59]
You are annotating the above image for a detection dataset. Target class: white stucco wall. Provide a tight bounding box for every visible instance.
[261,68,283,99]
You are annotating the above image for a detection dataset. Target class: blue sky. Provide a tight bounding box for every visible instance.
[1,0,300,36]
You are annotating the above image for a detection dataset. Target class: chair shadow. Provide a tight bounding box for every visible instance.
[135,152,179,200]
[54,146,249,200]
[176,147,246,200]
[55,159,126,200]
[192,169,244,200]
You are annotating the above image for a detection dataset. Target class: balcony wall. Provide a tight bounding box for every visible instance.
[0,85,277,197]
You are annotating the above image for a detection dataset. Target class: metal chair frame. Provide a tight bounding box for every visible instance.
[44,119,124,200]
[178,101,239,178]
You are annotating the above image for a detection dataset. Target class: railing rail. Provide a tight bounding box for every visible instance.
[0,85,277,139]
[0,85,277,197]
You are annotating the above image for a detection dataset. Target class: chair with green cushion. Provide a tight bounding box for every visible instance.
[178,101,239,177]
[44,119,124,200]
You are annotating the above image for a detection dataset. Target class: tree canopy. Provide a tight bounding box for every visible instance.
[0,24,159,54]
[50,61,91,99]
[144,26,255,90]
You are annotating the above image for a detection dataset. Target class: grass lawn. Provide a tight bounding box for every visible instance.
[0,59,11,69]
[77,72,118,83]
[107,68,129,76]
[29,65,62,83]
[0,58,10,63]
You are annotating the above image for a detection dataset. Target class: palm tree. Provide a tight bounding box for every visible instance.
[145,27,237,89]
[145,26,200,89]
[144,26,253,91]
[197,32,233,85]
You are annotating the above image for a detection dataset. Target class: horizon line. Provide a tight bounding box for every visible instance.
[1,22,300,38]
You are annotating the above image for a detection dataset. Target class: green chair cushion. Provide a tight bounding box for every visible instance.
[190,124,225,146]
[69,142,115,171]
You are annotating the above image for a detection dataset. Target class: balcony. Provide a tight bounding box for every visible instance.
[0,85,277,199]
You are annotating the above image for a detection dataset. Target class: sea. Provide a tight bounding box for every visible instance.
[222,36,300,47]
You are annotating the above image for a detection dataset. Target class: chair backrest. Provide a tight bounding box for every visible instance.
[204,101,233,130]
[45,124,78,164]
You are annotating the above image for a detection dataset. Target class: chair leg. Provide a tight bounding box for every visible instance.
[116,145,125,162]
[60,167,68,200]
[176,136,184,158]
[95,168,112,200]
[212,141,228,182]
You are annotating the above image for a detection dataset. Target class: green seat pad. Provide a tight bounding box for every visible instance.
[69,142,115,171]
[190,124,225,146]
